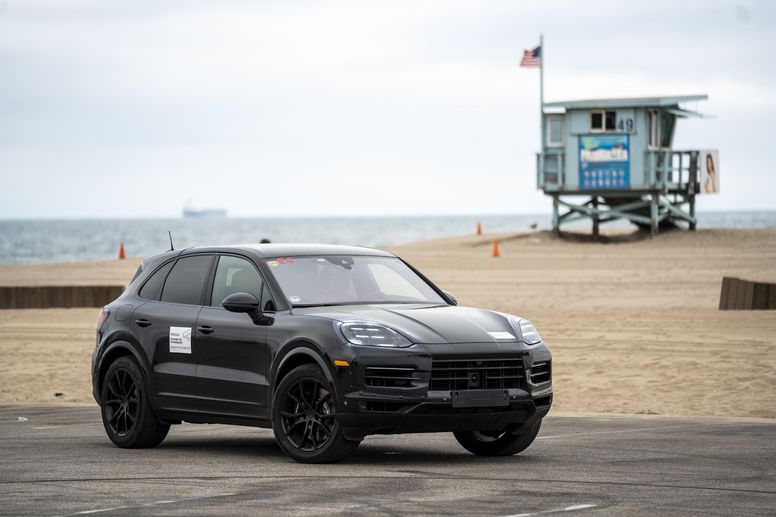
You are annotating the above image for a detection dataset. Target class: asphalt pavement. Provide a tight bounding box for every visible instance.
[1,405,774,516]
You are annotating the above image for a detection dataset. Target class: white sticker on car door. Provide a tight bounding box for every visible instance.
[488,331,515,340]
[169,326,192,354]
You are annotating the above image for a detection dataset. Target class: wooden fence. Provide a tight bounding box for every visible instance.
[0,285,125,309]
[719,277,776,310]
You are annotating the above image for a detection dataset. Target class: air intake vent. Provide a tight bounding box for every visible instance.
[530,361,551,384]
[361,401,407,413]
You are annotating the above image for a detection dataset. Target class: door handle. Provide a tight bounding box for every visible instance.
[134,319,152,327]
[197,325,215,335]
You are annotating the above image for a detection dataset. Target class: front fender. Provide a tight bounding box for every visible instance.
[271,342,337,391]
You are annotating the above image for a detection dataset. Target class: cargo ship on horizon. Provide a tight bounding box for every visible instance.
[182,201,226,219]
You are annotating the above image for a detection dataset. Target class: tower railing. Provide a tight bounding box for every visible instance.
[537,149,699,193]
[644,149,698,192]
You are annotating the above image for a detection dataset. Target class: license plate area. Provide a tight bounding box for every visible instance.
[452,389,509,408]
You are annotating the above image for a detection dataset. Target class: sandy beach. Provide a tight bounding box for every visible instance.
[0,228,774,418]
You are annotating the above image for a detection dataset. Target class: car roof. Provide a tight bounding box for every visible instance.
[178,243,395,259]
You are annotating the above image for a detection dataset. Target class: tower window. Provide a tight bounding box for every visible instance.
[590,110,616,132]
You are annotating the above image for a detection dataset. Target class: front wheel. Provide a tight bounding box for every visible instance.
[454,420,541,456]
[272,364,360,463]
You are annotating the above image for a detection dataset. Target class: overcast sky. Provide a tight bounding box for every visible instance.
[1,0,774,218]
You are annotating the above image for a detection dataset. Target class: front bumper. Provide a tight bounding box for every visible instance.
[331,340,553,440]
[339,390,552,440]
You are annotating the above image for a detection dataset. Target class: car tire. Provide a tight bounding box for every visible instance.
[100,355,170,448]
[272,364,360,463]
[454,420,541,456]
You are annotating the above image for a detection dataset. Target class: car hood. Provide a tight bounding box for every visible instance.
[292,304,522,344]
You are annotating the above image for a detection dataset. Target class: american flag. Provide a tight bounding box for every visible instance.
[520,46,541,68]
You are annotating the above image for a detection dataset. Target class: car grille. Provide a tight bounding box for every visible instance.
[530,361,551,384]
[364,366,418,388]
[430,357,525,391]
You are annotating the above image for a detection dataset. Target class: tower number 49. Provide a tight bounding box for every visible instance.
[617,118,635,133]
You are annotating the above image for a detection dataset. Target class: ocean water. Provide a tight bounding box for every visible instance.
[0,211,774,265]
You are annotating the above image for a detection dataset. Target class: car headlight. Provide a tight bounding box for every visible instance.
[507,316,542,345]
[336,321,413,348]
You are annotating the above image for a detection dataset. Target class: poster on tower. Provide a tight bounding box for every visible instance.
[698,149,719,194]
[579,134,630,190]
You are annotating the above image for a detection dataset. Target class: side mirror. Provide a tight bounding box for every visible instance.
[442,290,458,306]
[222,292,271,325]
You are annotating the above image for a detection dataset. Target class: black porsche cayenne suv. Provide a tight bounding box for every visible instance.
[92,244,552,463]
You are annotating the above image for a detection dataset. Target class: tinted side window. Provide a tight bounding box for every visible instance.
[160,255,214,305]
[138,260,174,300]
[210,255,263,307]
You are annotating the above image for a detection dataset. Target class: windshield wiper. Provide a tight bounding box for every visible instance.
[292,301,429,308]
[291,303,345,308]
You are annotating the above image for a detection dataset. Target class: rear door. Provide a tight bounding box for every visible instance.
[195,254,273,418]
[132,254,214,413]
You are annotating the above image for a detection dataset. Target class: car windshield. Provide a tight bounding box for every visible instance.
[265,255,446,307]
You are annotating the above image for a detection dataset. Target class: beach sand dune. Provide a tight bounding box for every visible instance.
[0,259,141,287]
[0,228,774,418]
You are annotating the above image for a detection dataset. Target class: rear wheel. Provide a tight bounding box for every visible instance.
[100,356,169,448]
[454,420,541,456]
[272,364,360,463]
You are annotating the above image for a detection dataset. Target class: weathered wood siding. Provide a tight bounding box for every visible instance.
[0,286,125,309]
[719,277,776,310]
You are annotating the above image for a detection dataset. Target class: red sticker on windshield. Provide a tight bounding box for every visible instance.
[277,257,294,265]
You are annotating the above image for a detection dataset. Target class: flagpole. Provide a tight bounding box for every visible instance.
[539,33,544,152]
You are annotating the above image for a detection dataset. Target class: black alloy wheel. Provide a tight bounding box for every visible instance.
[272,364,360,463]
[100,356,170,448]
[280,378,336,452]
[104,367,139,437]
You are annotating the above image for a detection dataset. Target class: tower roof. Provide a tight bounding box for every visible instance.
[544,94,708,115]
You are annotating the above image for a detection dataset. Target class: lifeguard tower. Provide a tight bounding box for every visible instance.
[536,95,719,235]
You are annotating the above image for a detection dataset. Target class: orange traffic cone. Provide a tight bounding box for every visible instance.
[118,241,126,260]
[476,221,482,236]
[492,239,500,258]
